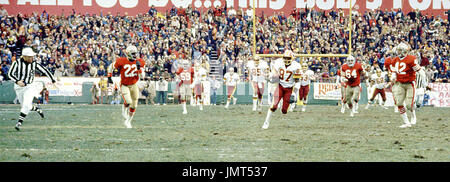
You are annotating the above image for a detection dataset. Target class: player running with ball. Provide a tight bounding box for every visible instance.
[262,50,301,129]
[107,45,145,128]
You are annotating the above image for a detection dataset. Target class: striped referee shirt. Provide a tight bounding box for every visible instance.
[7,57,56,85]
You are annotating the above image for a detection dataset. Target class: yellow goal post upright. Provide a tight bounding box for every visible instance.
[252,0,353,61]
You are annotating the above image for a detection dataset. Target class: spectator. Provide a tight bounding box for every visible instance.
[155,76,168,105]
[110,84,121,105]
[39,87,49,104]
[90,84,100,104]
[436,69,449,83]
[97,65,106,77]
[147,76,157,105]
[209,75,220,105]
[98,76,108,104]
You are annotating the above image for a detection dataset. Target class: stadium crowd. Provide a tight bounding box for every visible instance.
[0,4,448,84]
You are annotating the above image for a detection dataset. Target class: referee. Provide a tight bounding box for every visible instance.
[8,47,57,131]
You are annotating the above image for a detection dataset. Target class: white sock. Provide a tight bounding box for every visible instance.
[411,110,416,120]
[233,98,237,105]
[253,99,257,110]
[225,99,230,108]
[302,105,306,110]
[265,109,273,123]
[183,102,187,112]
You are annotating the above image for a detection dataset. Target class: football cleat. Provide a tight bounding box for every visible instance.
[301,107,306,112]
[289,94,296,104]
[262,121,270,129]
[15,122,22,131]
[399,123,412,128]
[37,107,45,118]
[183,110,187,115]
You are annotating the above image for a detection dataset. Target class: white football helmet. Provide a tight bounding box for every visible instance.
[126,45,138,60]
[229,67,235,73]
[346,55,356,67]
[396,43,409,58]
[302,62,308,71]
[182,59,191,69]
[254,55,260,64]
[283,50,294,66]
[376,68,382,77]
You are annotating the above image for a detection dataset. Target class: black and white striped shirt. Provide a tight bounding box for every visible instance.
[7,57,56,85]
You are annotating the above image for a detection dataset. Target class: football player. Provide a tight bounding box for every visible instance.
[365,69,388,109]
[391,43,426,128]
[340,55,365,117]
[107,45,145,128]
[262,50,301,129]
[384,48,400,113]
[336,67,347,113]
[247,56,269,111]
[193,63,208,111]
[176,59,195,114]
[224,67,240,109]
[293,62,315,112]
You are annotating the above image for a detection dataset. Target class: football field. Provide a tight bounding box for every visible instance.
[0,104,449,162]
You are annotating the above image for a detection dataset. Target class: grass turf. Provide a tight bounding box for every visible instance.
[0,104,448,161]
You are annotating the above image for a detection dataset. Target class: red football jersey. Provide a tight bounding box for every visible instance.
[384,57,395,73]
[176,67,194,86]
[114,57,145,86]
[392,55,420,83]
[341,62,364,87]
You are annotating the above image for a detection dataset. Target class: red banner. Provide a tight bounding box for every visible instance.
[1,0,448,17]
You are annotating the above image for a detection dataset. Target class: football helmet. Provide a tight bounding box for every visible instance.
[254,55,260,65]
[302,62,308,71]
[182,59,191,69]
[126,45,138,60]
[396,43,409,58]
[376,69,382,77]
[229,67,235,73]
[283,50,294,66]
[346,55,356,67]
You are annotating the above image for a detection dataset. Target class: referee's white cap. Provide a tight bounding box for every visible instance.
[22,47,36,56]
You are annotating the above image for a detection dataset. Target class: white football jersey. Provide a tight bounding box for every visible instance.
[224,72,240,87]
[247,60,269,82]
[194,67,207,84]
[272,58,301,88]
[371,72,387,89]
[300,69,315,86]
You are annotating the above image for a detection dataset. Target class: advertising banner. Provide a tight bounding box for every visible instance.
[427,83,450,107]
[313,82,341,100]
[1,0,448,17]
